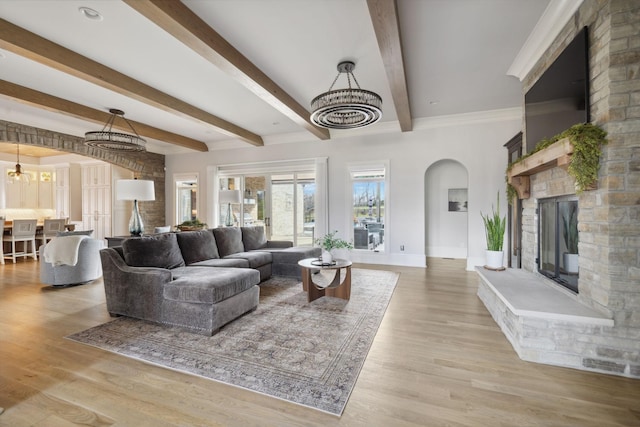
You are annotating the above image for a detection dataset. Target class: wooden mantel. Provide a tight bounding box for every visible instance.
[507,137,573,199]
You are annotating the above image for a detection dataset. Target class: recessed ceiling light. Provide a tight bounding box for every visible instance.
[78,6,103,21]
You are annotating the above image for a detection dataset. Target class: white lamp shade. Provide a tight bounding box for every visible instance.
[116,179,155,201]
[219,189,241,204]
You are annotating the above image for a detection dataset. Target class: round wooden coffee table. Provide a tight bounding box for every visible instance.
[298,258,352,303]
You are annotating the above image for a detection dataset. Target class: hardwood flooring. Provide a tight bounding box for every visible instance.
[1,258,639,426]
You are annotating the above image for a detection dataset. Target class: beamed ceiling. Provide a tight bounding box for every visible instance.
[0,0,577,156]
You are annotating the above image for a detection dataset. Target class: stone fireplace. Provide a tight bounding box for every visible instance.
[478,0,640,378]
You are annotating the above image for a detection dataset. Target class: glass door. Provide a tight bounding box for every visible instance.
[175,174,198,224]
[219,172,315,246]
[270,172,315,246]
[243,175,268,229]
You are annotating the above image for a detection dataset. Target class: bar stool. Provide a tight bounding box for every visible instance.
[37,218,67,247]
[3,219,38,263]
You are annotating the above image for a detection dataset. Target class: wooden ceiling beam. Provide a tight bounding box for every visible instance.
[123,0,330,141]
[0,80,209,152]
[0,18,263,147]
[367,0,412,132]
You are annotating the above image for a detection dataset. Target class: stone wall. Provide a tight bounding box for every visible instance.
[518,0,640,376]
[0,120,166,229]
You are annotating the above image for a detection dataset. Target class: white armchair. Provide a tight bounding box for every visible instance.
[39,238,105,286]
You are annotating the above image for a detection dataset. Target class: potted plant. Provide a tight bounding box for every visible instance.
[481,192,506,270]
[315,230,353,264]
[562,204,579,273]
[177,218,207,231]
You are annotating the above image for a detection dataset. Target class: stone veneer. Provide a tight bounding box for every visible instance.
[481,0,640,378]
[0,120,166,229]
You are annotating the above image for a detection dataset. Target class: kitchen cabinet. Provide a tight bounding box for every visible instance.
[4,168,38,208]
[82,164,112,239]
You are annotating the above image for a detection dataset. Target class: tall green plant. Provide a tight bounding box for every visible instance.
[481,192,506,251]
[562,205,579,254]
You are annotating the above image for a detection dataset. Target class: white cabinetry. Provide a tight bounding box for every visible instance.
[82,164,112,239]
[4,169,38,208]
[3,167,54,209]
[55,167,70,219]
[38,170,54,209]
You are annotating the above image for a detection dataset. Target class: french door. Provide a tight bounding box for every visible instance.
[219,172,315,246]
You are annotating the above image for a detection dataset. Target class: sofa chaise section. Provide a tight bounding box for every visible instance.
[100,233,260,335]
[99,226,321,335]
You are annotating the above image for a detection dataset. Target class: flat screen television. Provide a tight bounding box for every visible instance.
[525,26,589,152]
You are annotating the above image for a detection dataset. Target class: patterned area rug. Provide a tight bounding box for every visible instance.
[67,268,399,415]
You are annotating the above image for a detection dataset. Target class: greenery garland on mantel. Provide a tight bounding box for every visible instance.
[506,123,608,200]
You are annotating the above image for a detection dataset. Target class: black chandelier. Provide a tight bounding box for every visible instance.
[85,108,146,151]
[310,61,382,129]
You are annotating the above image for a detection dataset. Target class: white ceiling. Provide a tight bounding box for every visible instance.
[0,0,557,156]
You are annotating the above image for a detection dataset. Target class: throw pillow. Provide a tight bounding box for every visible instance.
[57,230,94,237]
[212,227,244,257]
[176,229,220,264]
[122,232,185,269]
[241,226,267,251]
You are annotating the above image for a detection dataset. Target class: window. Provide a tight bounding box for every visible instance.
[350,165,386,252]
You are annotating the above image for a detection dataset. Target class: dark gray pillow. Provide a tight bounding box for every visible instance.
[241,226,267,251]
[122,232,185,269]
[212,227,244,257]
[176,229,220,264]
[57,230,93,237]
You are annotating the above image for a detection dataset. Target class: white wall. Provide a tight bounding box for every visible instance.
[165,110,520,270]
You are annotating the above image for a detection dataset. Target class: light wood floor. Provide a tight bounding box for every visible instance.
[1,258,639,427]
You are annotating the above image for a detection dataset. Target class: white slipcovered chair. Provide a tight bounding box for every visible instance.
[39,236,105,286]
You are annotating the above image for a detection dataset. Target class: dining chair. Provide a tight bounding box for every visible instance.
[37,218,67,247]
[3,219,38,263]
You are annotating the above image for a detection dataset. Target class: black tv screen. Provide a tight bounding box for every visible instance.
[525,27,589,152]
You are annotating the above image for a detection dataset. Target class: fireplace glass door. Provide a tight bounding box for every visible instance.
[538,196,579,292]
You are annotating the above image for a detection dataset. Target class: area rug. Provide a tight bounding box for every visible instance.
[66,268,398,416]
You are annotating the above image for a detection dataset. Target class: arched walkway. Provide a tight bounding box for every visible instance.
[424,159,469,261]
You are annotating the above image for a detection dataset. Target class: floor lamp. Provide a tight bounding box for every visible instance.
[219,189,241,227]
[116,179,155,236]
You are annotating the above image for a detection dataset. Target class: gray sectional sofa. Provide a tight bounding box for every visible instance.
[99,226,319,335]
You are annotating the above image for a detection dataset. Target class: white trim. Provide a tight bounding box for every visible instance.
[507,0,584,81]
[414,107,521,131]
[216,158,319,175]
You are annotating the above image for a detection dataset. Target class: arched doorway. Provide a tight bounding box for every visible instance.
[424,159,469,261]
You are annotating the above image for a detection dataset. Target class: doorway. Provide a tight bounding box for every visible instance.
[424,159,469,260]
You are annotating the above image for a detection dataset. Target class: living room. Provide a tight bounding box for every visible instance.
[1,0,639,425]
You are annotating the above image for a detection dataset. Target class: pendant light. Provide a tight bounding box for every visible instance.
[310,61,382,129]
[7,142,30,184]
[85,108,146,151]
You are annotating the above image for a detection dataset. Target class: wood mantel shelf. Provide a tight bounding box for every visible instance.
[507,137,573,199]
